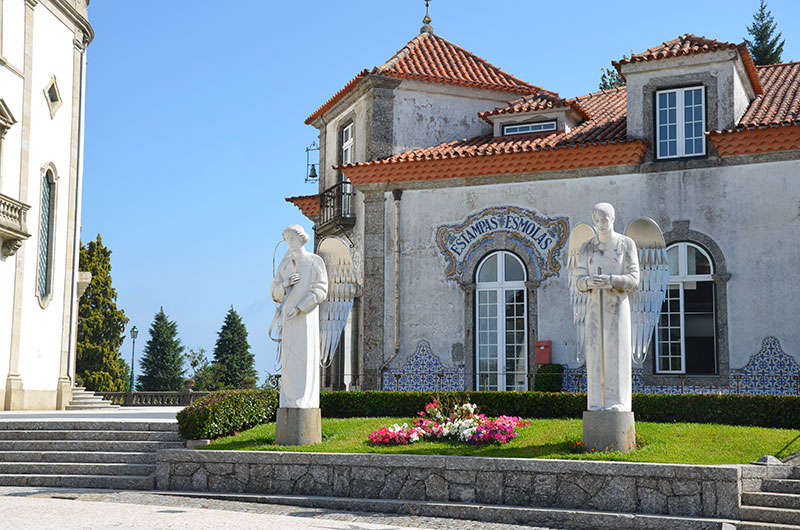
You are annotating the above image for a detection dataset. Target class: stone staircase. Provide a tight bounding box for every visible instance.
[0,421,184,490]
[739,465,800,529]
[66,387,119,410]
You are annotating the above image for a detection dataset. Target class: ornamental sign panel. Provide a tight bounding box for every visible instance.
[435,205,569,284]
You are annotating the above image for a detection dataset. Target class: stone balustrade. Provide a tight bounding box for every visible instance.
[0,193,30,258]
[156,450,742,521]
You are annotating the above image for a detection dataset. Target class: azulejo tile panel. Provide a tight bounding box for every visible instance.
[562,336,800,396]
[382,340,465,391]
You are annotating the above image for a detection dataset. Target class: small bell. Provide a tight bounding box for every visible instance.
[308,164,317,180]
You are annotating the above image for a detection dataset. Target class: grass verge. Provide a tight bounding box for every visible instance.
[203,417,800,465]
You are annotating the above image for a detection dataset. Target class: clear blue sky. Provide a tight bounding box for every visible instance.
[82,0,799,383]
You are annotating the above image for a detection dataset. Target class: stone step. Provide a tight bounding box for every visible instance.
[763,479,800,495]
[0,430,181,442]
[0,440,184,452]
[160,492,739,530]
[66,404,120,410]
[0,462,154,476]
[0,421,179,432]
[0,473,154,490]
[737,523,800,530]
[743,491,800,510]
[740,505,800,526]
[0,451,156,464]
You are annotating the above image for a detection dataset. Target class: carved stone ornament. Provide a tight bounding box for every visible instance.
[435,205,569,284]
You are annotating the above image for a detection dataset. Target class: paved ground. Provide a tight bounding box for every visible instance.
[0,487,559,529]
[0,407,183,421]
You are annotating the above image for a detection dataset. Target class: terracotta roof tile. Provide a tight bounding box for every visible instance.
[737,62,800,128]
[709,123,800,156]
[613,34,763,95]
[305,31,553,125]
[478,93,590,122]
[285,194,321,217]
[340,87,640,184]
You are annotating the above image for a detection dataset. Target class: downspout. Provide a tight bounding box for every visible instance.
[67,40,88,384]
[381,189,403,372]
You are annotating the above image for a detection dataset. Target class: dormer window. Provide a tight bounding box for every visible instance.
[341,122,353,166]
[503,120,557,136]
[656,86,705,159]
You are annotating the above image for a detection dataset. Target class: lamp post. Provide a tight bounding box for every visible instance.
[129,326,138,391]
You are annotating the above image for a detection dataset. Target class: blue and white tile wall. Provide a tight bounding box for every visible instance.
[562,336,800,396]
[382,340,465,391]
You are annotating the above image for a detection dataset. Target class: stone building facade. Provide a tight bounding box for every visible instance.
[0,0,93,409]
[287,22,800,396]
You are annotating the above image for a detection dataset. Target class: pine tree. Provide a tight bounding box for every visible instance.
[137,307,185,391]
[745,0,785,65]
[212,306,256,388]
[76,235,129,391]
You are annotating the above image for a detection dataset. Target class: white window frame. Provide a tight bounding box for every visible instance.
[655,242,715,374]
[502,120,557,136]
[341,122,353,167]
[475,251,528,391]
[655,86,706,159]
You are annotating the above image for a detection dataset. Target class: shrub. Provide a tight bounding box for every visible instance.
[176,389,278,440]
[533,364,564,392]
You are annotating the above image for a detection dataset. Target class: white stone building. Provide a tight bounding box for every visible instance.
[0,0,92,409]
[288,21,800,396]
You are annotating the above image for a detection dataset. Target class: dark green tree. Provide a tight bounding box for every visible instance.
[213,306,256,388]
[137,307,185,391]
[745,0,785,65]
[76,235,129,391]
[599,53,630,90]
[599,66,625,90]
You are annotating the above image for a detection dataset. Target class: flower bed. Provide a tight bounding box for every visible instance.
[369,400,530,446]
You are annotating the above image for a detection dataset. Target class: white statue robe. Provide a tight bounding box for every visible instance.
[271,250,328,409]
[575,234,640,411]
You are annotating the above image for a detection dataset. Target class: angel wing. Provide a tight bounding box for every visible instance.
[624,217,669,364]
[317,237,358,367]
[568,223,596,364]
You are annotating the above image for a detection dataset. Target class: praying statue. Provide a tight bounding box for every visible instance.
[270,225,328,409]
[571,203,640,411]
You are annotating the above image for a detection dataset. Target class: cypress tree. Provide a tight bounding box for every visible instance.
[76,235,129,391]
[213,306,256,388]
[745,0,785,65]
[137,307,185,391]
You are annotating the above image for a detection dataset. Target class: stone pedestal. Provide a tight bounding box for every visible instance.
[55,377,72,410]
[275,407,321,446]
[583,410,636,453]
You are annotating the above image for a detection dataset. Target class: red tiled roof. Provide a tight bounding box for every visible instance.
[340,87,642,184]
[285,194,321,217]
[305,30,552,125]
[613,34,763,95]
[708,62,800,155]
[478,93,590,123]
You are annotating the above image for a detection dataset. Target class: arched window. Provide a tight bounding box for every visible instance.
[475,251,527,391]
[656,242,716,374]
[37,168,56,303]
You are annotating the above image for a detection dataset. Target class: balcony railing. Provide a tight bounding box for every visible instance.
[95,390,212,406]
[0,193,30,258]
[319,181,356,231]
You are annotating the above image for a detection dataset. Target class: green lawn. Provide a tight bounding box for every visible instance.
[203,417,800,465]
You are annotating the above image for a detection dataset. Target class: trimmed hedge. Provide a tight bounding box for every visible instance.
[533,364,564,392]
[176,389,278,440]
[177,390,800,440]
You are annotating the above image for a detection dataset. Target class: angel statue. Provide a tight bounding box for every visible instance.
[270,225,328,409]
[568,203,668,413]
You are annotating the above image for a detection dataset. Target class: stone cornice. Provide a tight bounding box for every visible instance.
[46,0,94,45]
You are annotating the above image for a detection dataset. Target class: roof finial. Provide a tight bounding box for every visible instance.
[421,0,433,33]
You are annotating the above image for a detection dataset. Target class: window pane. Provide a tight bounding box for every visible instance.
[478,254,498,282]
[38,177,53,297]
[667,246,679,276]
[504,254,524,281]
[686,245,712,275]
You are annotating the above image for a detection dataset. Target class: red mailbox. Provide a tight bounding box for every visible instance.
[535,340,552,365]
